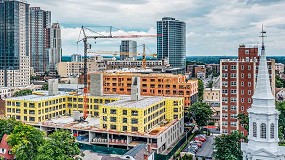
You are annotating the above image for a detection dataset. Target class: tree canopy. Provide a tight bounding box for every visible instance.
[237,113,249,132]
[214,131,245,160]
[198,79,204,101]
[188,102,213,128]
[0,118,22,140]
[41,83,48,90]
[37,130,80,160]
[13,89,32,97]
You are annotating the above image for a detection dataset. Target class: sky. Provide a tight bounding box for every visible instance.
[28,0,285,56]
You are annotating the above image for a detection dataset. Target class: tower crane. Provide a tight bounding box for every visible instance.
[76,26,160,120]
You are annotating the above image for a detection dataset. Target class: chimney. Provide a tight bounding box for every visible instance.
[48,79,58,96]
[131,76,140,101]
[90,73,103,96]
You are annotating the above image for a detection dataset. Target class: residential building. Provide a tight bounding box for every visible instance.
[0,88,11,99]
[194,66,206,78]
[85,72,198,108]
[120,40,137,61]
[241,31,285,159]
[57,56,106,78]
[275,63,284,74]
[106,59,169,70]
[0,134,14,160]
[220,44,275,135]
[5,76,184,154]
[157,17,186,68]
[71,53,82,62]
[0,0,31,87]
[197,72,206,79]
[30,7,51,75]
[203,88,220,126]
[48,23,62,72]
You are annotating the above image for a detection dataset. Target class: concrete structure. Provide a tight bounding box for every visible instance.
[275,88,285,101]
[220,44,275,135]
[241,32,285,159]
[106,59,169,70]
[90,73,103,96]
[48,79,58,96]
[131,77,140,101]
[48,23,62,72]
[194,66,206,78]
[71,53,82,62]
[30,7,51,74]
[0,134,14,160]
[275,63,284,74]
[120,40,137,61]
[57,56,106,78]
[86,72,198,108]
[0,0,30,87]
[157,17,186,68]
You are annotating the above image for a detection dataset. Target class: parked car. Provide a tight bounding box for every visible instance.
[197,134,207,139]
[191,140,203,147]
[196,135,207,141]
[194,136,206,142]
[190,144,199,151]
[187,146,197,154]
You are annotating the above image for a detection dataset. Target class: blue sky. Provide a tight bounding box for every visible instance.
[28,0,285,56]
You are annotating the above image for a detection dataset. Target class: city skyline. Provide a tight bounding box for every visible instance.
[26,0,285,56]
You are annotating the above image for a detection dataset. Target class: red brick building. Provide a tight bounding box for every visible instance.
[220,45,275,135]
[0,134,14,160]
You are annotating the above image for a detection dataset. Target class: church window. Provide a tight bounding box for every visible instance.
[253,122,257,137]
[260,123,266,139]
[270,123,274,139]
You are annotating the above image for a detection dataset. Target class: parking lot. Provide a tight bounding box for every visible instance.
[183,135,215,159]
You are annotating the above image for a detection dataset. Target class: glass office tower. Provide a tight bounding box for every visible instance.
[157,17,186,69]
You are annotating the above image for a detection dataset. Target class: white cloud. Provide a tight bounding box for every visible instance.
[28,0,285,56]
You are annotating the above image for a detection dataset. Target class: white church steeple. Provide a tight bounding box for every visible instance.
[241,25,285,160]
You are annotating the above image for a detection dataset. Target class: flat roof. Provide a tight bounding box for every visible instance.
[6,91,69,101]
[104,96,165,109]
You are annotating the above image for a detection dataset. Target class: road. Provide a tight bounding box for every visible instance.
[195,135,214,159]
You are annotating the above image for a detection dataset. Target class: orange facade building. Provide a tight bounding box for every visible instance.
[85,73,198,109]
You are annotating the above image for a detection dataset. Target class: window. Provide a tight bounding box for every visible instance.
[231,122,237,126]
[248,82,251,87]
[231,114,237,119]
[173,108,178,112]
[248,98,251,103]
[241,90,244,95]
[231,73,237,78]
[131,110,138,116]
[260,123,266,139]
[222,97,228,102]
[110,117,117,122]
[123,126,127,131]
[222,81,228,86]
[110,125,117,130]
[248,73,251,78]
[231,90,237,94]
[248,90,251,95]
[222,89,228,94]
[248,65,251,70]
[245,50,249,54]
[131,118,138,124]
[270,123,274,139]
[123,110,127,115]
[241,73,244,78]
[222,113,228,118]
[222,65,228,70]
[231,65,237,70]
[241,106,244,111]
[241,65,244,70]
[241,81,244,86]
[222,105,228,110]
[222,73,228,78]
[241,98,244,103]
[131,127,138,132]
[231,82,237,86]
[123,118,127,123]
[230,106,236,110]
[231,98,237,102]
[110,109,116,114]
[253,122,257,137]
[222,121,228,126]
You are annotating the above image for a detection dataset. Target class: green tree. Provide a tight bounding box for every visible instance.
[13,89,32,97]
[198,79,204,101]
[0,118,22,140]
[188,102,212,128]
[213,131,245,160]
[237,113,249,132]
[7,124,45,160]
[41,83,48,90]
[37,130,80,160]
[277,101,285,143]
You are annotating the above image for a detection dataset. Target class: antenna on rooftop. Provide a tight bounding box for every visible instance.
[260,23,266,51]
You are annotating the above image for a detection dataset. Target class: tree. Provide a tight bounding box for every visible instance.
[7,124,45,160]
[13,89,32,97]
[277,101,285,142]
[0,118,22,140]
[213,131,245,160]
[41,83,48,90]
[198,79,204,101]
[237,113,249,132]
[188,102,212,128]
[37,130,80,160]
